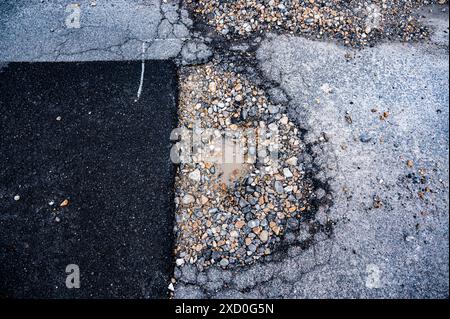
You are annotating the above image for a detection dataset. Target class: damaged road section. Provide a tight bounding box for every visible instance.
[173,3,448,299]
[0,61,177,298]
[173,62,313,270]
[188,0,446,47]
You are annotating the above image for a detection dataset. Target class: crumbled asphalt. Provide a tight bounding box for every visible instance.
[0,0,211,64]
[188,0,438,47]
[0,60,177,298]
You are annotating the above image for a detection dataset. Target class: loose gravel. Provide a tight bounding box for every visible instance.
[186,0,447,47]
[171,0,448,299]
[173,61,314,271]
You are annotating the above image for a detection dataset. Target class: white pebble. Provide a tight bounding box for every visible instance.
[176,258,185,266]
[283,167,293,178]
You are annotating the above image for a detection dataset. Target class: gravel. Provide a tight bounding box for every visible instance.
[186,0,446,47]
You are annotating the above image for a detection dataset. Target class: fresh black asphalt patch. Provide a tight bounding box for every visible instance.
[0,61,177,298]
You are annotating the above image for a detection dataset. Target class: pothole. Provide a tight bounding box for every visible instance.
[173,61,316,269]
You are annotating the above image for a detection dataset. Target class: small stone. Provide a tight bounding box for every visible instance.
[268,105,280,114]
[208,208,218,214]
[176,258,185,266]
[246,186,255,194]
[230,230,239,238]
[60,199,69,207]
[168,283,175,292]
[268,123,278,131]
[188,169,201,182]
[182,194,195,205]
[284,185,293,193]
[208,82,217,92]
[248,219,260,228]
[239,198,249,207]
[201,195,209,205]
[235,220,246,229]
[274,181,284,194]
[272,225,281,235]
[220,258,229,267]
[373,196,382,208]
[345,114,353,124]
[283,168,293,178]
[280,116,289,125]
[259,230,269,242]
[287,217,299,230]
[359,132,372,143]
[286,157,298,166]
[13,195,20,201]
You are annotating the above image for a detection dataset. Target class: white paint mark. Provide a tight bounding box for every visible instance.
[135,42,146,102]
[365,264,382,289]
